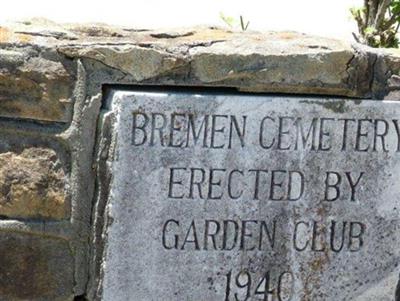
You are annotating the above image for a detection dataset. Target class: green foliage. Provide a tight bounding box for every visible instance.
[391,0,400,16]
[351,0,400,48]
[219,12,235,28]
[219,13,250,31]
[364,26,376,34]
[350,6,365,18]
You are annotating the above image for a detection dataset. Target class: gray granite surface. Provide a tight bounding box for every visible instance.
[101,90,400,301]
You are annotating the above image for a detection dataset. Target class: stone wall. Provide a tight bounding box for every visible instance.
[0,18,399,300]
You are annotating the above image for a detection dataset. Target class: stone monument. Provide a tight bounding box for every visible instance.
[0,19,399,300]
[99,91,400,300]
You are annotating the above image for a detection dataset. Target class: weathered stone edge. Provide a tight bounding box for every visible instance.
[1,21,400,124]
[1,20,400,300]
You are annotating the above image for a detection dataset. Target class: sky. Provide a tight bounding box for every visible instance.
[0,0,362,40]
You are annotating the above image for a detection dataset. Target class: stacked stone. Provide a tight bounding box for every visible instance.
[0,18,399,300]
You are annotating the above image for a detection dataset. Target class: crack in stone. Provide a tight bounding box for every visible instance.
[368,52,379,93]
[14,30,78,40]
[150,31,194,39]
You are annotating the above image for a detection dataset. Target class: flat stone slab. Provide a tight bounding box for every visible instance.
[101,90,400,301]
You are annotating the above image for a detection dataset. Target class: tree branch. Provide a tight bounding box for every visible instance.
[367,0,379,26]
[375,0,392,29]
[352,32,361,43]
[395,20,400,36]
[382,13,399,30]
[364,0,370,26]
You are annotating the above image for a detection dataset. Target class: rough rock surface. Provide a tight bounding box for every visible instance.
[0,19,398,123]
[0,18,399,301]
[100,90,400,301]
[0,231,74,301]
[0,147,68,220]
[0,24,75,122]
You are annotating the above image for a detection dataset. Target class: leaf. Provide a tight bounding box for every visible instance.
[391,0,400,15]
[364,26,376,34]
[219,12,235,28]
[350,6,363,17]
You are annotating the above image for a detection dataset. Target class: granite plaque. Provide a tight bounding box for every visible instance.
[101,90,400,300]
